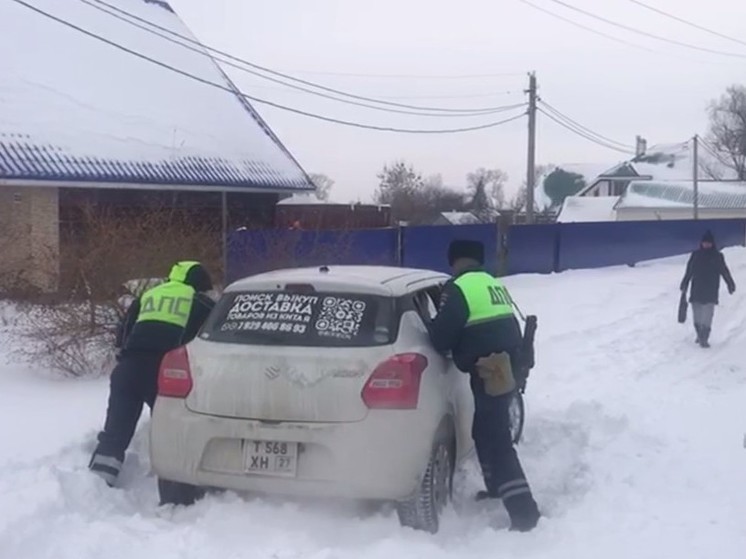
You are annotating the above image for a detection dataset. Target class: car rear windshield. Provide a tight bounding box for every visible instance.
[200,290,397,347]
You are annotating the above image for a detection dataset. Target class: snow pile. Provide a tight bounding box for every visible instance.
[2,250,746,558]
[556,196,618,222]
[0,0,309,188]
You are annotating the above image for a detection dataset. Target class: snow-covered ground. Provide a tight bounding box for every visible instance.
[2,250,746,558]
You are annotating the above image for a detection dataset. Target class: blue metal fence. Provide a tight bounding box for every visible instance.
[402,224,498,275]
[556,219,745,271]
[227,219,746,282]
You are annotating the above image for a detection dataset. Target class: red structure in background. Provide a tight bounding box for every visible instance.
[275,200,392,230]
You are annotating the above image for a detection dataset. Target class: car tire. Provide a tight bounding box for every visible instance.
[157,478,205,507]
[509,390,525,445]
[395,428,454,534]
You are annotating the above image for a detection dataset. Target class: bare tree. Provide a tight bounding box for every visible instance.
[308,173,334,201]
[375,162,468,223]
[466,168,508,209]
[707,85,746,180]
[510,164,553,212]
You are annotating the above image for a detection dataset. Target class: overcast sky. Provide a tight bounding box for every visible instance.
[168,0,746,202]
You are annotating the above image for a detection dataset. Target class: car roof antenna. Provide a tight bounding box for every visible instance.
[319,265,330,273]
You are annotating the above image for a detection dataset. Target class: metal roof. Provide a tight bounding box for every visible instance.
[617,180,746,209]
[0,0,313,192]
[0,135,309,190]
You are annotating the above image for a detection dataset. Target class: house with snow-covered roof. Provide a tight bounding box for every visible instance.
[0,0,313,290]
[555,143,746,222]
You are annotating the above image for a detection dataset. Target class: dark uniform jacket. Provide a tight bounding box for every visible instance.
[428,267,523,373]
[680,247,735,305]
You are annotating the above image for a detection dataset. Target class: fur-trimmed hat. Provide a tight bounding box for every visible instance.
[447,239,484,266]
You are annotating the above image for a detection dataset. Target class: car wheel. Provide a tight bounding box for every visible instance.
[157,478,205,506]
[509,390,525,445]
[395,430,454,534]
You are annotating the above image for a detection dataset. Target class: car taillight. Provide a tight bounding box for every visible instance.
[158,346,193,398]
[361,353,428,410]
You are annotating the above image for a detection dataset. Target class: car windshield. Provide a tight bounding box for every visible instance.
[200,289,397,347]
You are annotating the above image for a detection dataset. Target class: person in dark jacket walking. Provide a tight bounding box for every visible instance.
[427,240,540,532]
[89,261,215,486]
[680,230,736,348]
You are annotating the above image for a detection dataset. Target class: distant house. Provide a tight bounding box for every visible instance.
[614,180,746,221]
[0,0,313,290]
[275,195,392,230]
[535,163,621,210]
[556,143,746,222]
[430,211,482,226]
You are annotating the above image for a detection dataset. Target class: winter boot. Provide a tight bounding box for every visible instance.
[700,327,711,348]
[504,493,541,532]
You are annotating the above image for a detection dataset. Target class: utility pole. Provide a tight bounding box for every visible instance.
[525,72,538,224]
[692,134,699,220]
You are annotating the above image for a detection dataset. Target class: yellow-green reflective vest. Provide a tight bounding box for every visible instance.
[453,271,514,326]
[136,280,195,329]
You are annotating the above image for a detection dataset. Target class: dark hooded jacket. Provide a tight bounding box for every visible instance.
[116,262,215,354]
[680,231,736,305]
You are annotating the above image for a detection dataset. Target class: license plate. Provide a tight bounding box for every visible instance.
[243,440,298,477]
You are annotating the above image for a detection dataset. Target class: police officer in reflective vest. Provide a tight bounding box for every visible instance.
[89,261,215,486]
[427,240,540,532]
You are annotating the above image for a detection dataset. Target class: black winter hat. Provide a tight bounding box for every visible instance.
[184,264,213,292]
[447,239,484,266]
[702,230,715,244]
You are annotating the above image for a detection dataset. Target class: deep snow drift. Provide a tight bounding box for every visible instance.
[1,250,746,558]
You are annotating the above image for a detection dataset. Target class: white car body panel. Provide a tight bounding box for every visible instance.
[150,265,475,502]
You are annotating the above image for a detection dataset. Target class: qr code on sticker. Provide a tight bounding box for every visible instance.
[315,297,366,339]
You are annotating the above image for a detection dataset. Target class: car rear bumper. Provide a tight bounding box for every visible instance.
[149,397,439,501]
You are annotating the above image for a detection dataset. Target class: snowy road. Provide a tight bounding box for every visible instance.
[1,251,745,558]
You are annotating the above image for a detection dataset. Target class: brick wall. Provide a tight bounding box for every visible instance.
[0,186,59,292]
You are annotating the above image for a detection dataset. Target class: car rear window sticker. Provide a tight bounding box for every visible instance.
[314,297,367,340]
[220,292,319,334]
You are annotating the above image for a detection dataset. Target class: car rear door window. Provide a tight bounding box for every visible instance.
[200,290,397,347]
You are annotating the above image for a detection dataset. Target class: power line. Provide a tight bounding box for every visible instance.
[699,137,737,170]
[240,85,520,100]
[544,0,746,59]
[517,0,657,54]
[625,0,746,49]
[83,0,517,114]
[12,0,528,134]
[80,0,521,119]
[538,108,635,154]
[79,0,512,117]
[278,70,526,80]
[539,101,634,149]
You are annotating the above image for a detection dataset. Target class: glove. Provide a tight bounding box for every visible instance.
[729,285,736,295]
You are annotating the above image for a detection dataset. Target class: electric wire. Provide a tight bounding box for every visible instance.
[11,0,529,134]
[83,0,521,114]
[625,0,746,49]
[544,0,746,59]
[539,101,635,150]
[517,0,657,54]
[538,108,635,154]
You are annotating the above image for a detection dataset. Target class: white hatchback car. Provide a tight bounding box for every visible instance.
[150,265,521,532]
